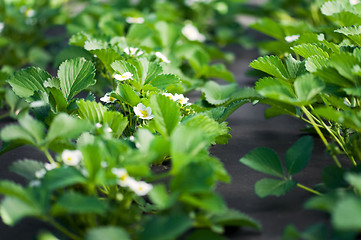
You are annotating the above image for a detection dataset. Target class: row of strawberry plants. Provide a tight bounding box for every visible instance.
[239,0,361,239]
[0,1,259,239]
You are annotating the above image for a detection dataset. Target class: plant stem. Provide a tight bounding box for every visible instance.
[297,183,322,196]
[47,218,82,240]
[42,149,55,164]
[301,106,342,168]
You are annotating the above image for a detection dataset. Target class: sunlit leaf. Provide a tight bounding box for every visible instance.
[58,58,96,101]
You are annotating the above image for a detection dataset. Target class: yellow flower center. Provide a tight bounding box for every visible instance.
[120,174,128,181]
[109,97,115,101]
[140,110,148,117]
[67,157,72,162]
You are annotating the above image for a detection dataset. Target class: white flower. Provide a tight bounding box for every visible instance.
[350,0,360,5]
[133,103,154,120]
[155,52,171,63]
[0,22,4,33]
[112,168,131,187]
[61,150,83,166]
[113,72,133,81]
[96,123,102,128]
[100,93,117,103]
[129,136,135,142]
[124,47,143,57]
[126,17,145,24]
[44,162,58,171]
[128,179,153,196]
[101,161,108,168]
[25,9,35,18]
[284,35,299,43]
[182,23,206,42]
[174,93,189,105]
[35,169,46,179]
[162,92,175,100]
[317,34,325,41]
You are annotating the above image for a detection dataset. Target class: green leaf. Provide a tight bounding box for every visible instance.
[86,227,130,240]
[240,147,284,178]
[330,52,360,83]
[345,173,361,193]
[148,185,174,210]
[139,214,193,240]
[58,58,96,101]
[170,162,215,194]
[103,111,128,138]
[292,44,329,59]
[250,18,284,40]
[285,55,306,79]
[148,74,180,90]
[1,124,36,146]
[170,125,210,173]
[205,64,235,82]
[150,94,181,136]
[18,114,45,145]
[114,84,140,107]
[305,55,329,73]
[255,77,297,105]
[183,114,229,141]
[91,48,122,75]
[42,167,86,191]
[154,21,180,49]
[9,159,45,180]
[134,58,163,86]
[332,196,361,231]
[321,165,347,189]
[294,74,325,105]
[77,100,107,124]
[111,60,138,82]
[336,26,361,46]
[210,209,261,230]
[8,67,50,99]
[0,180,33,204]
[285,136,313,176]
[201,81,238,105]
[181,192,227,213]
[53,192,108,215]
[126,24,154,46]
[250,55,290,80]
[255,178,297,198]
[46,113,93,144]
[0,196,42,226]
